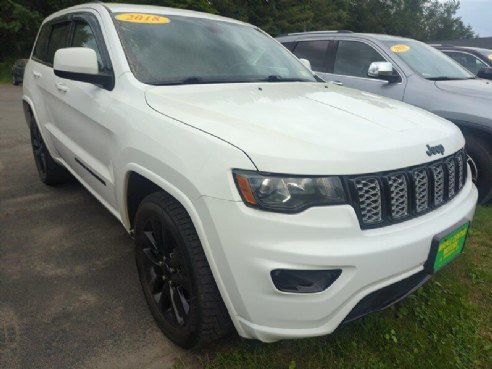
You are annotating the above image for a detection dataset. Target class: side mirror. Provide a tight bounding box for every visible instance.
[368,61,399,83]
[477,67,492,80]
[299,58,312,71]
[54,47,114,90]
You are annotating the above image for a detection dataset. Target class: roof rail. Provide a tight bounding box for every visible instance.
[279,30,354,37]
[429,43,456,47]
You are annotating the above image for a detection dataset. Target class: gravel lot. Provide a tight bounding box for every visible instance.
[0,85,198,369]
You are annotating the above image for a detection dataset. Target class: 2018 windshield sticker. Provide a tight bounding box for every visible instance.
[390,44,410,53]
[115,13,170,24]
[488,54,492,61]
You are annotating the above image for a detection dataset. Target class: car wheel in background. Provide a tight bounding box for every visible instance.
[12,74,19,86]
[465,133,492,204]
[134,192,232,348]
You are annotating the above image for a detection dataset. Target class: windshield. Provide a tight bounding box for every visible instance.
[113,14,315,85]
[475,48,492,62]
[383,40,474,80]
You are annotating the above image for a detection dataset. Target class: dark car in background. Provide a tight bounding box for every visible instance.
[277,31,492,204]
[431,44,492,80]
[11,59,27,85]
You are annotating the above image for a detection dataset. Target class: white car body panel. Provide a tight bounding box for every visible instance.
[22,3,478,343]
[146,83,464,174]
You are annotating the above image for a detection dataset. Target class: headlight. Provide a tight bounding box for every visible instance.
[233,170,346,212]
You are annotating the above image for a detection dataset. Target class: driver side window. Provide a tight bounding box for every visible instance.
[71,21,103,71]
[334,41,387,78]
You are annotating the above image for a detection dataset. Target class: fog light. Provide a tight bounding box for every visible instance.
[271,269,342,293]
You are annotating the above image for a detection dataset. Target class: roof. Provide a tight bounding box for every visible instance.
[431,37,492,49]
[276,31,414,43]
[44,2,248,26]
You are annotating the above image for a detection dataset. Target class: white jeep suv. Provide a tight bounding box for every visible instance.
[23,3,477,348]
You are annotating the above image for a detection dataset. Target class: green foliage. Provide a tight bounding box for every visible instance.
[0,0,476,61]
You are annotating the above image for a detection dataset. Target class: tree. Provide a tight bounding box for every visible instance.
[0,0,476,62]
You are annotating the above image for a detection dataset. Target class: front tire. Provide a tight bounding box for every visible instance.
[134,192,232,348]
[464,133,492,204]
[30,121,69,185]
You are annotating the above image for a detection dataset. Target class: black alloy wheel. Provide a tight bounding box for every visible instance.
[29,119,69,185]
[31,121,48,180]
[134,193,232,348]
[138,214,192,328]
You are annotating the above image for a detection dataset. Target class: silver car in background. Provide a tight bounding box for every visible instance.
[277,31,492,204]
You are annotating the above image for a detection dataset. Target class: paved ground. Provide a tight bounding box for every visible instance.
[0,85,200,369]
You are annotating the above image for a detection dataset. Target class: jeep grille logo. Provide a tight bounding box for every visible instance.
[426,144,445,157]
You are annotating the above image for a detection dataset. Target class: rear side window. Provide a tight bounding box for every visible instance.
[293,41,329,72]
[33,24,50,62]
[334,41,386,78]
[47,22,71,65]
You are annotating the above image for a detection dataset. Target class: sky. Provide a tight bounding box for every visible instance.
[457,0,492,37]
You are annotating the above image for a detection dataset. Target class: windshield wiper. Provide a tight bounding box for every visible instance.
[260,75,313,82]
[151,76,236,86]
[426,76,475,81]
[151,75,314,86]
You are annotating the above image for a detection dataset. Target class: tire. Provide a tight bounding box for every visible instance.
[30,120,69,185]
[134,192,232,348]
[464,133,492,204]
[12,74,19,86]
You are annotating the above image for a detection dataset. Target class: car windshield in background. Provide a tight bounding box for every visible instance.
[383,40,474,80]
[475,48,492,61]
[113,14,315,85]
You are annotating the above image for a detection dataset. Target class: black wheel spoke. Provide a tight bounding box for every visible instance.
[142,246,162,267]
[144,230,159,251]
[169,284,186,325]
[159,281,172,311]
[171,272,192,292]
[149,271,164,295]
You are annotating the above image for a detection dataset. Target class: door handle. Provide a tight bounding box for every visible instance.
[331,81,344,86]
[32,71,42,79]
[55,82,68,93]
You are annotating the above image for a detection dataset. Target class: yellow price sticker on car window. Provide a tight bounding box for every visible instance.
[115,13,170,24]
[390,44,410,53]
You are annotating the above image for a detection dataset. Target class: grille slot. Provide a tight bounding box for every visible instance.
[456,152,465,190]
[349,149,467,229]
[353,178,382,224]
[387,174,408,219]
[446,158,456,198]
[430,164,445,206]
[413,169,429,214]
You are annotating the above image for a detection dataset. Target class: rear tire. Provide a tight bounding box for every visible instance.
[134,192,232,348]
[30,120,69,186]
[464,133,492,204]
[12,74,19,86]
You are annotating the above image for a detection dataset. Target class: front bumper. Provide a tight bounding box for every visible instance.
[199,178,477,342]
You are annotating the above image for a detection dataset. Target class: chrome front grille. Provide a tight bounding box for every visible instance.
[348,149,467,229]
